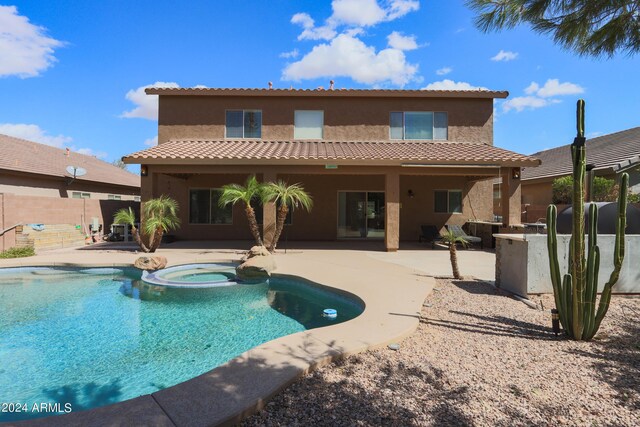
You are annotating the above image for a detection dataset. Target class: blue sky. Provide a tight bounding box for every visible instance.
[1,0,638,168]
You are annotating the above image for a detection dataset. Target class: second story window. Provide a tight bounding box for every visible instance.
[390,111,448,140]
[294,110,323,139]
[226,110,262,138]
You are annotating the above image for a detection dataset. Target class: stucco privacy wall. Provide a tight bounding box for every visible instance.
[152,170,494,242]
[0,172,139,200]
[157,96,494,145]
[0,193,139,251]
[495,234,640,296]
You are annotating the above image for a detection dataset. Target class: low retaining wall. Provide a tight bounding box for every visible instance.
[0,193,139,251]
[495,234,640,296]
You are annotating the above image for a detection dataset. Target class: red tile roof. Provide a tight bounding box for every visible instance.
[0,133,140,188]
[124,140,539,167]
[145,87,509,99]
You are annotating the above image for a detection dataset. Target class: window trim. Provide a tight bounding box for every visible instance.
[188,187,234,225]
[225,109,263,139]
[72,192,91,199]
[294,110,324,140]
[389,111,448,141]
[434,189,463,214]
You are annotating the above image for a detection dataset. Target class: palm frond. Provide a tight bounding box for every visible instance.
[264,180,313,212]
[441,229,470,248]
[113,207,137,227]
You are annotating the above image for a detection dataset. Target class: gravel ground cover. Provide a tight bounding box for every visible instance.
[243,279,640,426]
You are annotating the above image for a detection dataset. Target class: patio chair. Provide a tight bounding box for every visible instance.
[418,225,443,248]
[446,224,483,249]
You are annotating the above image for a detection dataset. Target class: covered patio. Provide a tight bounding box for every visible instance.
[124,140,539,251]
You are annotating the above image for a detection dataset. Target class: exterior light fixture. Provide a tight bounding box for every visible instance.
[408,189,415,198]
[551,309,560,335]
[512,168,521,179]
[141,165,148,177]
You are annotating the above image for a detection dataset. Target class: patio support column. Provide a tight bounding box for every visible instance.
[500,167,522,226]
[140,165,154,202]
[262,171,277,248]
[385,172,400,252]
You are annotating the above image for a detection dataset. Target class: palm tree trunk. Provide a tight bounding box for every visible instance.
[449,243,461,279]
[268,204,289,253]
[132,227,151,253]
[245,204,263,246]
[148,228,164,253]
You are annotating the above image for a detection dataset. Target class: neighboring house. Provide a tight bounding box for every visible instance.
[0,133,140,200]
[521,127,640,206]
[0,134,140,252]
[123,87,539,251]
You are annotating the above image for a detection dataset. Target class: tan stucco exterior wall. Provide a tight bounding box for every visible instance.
[0,171,140,200]
[0,194,139,251]
[150,168,494,243]
[157,96,494,145]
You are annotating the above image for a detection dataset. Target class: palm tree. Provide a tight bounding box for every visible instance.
[440,228,469,280]
[263,180,313,252]
[142,195,180,252]
[113,207,148,252]
[219,175,266,246]
[113,195,180,253]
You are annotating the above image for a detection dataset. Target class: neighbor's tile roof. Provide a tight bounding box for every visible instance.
[0,133,140,188]
[145,87,509,99]
[522,127,640,181]
[124,140,539,166]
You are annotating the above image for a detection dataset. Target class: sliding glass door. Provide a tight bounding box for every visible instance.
[337,192,385,239]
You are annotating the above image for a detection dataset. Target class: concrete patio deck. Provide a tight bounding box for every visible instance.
[1,241,496,427]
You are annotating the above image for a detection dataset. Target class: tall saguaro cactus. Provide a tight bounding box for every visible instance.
[546,100,629,341]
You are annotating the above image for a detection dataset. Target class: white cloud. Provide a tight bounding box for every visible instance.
[502,96,560,112]
[144,136,158,146]
[435,66,452,76]
[292,12,337,40]
[491,50,518,62]
[283,33,418,86]
[292,0,420,41]
[280,49,300,59]
[386,0,420,20]
[533,78,584,97]
[524,82,539,95]
[504,79,584,113]
[0,123,106,158]
[76,147,108,159]
[120,81,180,120]
[330,0,386,27]
[387,31,418,51]
[422,79,487,91]
[0,5,64,78]
[0,123,71,147]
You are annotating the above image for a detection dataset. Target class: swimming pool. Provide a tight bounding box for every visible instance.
[0,266,363,422]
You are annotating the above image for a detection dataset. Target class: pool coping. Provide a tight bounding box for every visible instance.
[2,251,434,427]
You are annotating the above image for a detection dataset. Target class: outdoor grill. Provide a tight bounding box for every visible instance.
[556,202,640,234]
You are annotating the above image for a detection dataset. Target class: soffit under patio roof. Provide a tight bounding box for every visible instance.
[123,140,540,167]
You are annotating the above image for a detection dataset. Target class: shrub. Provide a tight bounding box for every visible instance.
[0,246,36,259]
[552,175,622,203]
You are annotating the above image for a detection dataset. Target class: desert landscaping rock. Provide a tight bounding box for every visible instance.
[133,255,167,270]
[236,245,276,281]
[244,279,639,426]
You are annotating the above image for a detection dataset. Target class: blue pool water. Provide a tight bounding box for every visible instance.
[0,267,362,421]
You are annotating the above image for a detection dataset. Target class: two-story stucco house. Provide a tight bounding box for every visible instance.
[123,87,539,251]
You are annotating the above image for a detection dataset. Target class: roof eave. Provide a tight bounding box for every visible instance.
[145,88,509,99]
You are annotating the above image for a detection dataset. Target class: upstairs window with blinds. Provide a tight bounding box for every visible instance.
[294,110,324,139]
[390,111,448,140]
[226,110,262,138]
